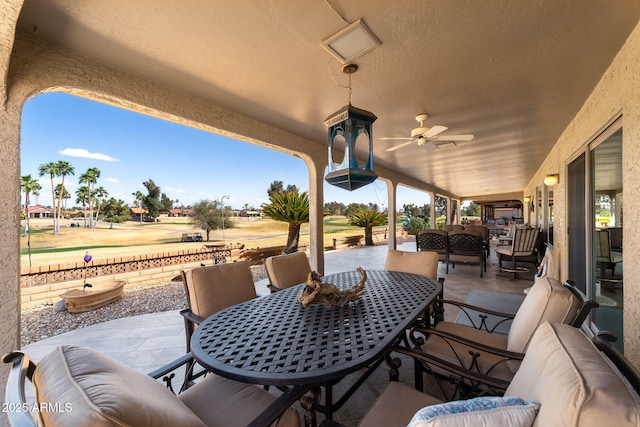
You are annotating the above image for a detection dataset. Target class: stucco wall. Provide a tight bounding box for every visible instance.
[525,20,640,364]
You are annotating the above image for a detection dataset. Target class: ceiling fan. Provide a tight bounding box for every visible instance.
[383,114,475,152]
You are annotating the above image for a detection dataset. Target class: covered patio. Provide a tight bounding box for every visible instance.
[20,240,533,426]
[3,1,640,423]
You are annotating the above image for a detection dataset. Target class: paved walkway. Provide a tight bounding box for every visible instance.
[22,242,416,372]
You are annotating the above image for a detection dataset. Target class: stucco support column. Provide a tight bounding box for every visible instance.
[0,89,22,406]
[385,179,397,250]
[303,154,325,275]
[429,191,436,228]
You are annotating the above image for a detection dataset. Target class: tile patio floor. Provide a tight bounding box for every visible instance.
[20,239,533,426]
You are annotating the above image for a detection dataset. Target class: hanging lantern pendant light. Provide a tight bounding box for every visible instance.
[324,64,377,191]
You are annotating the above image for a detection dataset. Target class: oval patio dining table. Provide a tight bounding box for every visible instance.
[191,269,442,425]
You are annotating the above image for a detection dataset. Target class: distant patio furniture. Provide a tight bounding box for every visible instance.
[443,224,464,232]
[415,229,448,264]
[464,224,491,257]
[595,228,623,279]
[265,251,312,293]
[447,230,486,278]
[495,226,540,279]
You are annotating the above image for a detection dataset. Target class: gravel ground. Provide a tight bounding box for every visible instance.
[21,266,268,346]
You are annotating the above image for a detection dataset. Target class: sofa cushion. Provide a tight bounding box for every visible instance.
[33,345,206,427]
[358,381,443,427]
[407,396,540,427]
[507,277,578,356]
[178,373,300,427]
[506,322,640,426]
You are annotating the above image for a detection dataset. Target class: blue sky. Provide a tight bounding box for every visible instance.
[20,92,430,210]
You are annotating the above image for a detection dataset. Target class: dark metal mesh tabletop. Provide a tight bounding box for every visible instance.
[192,270,440,386]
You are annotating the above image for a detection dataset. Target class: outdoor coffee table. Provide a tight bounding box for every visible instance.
[191,269,441,425]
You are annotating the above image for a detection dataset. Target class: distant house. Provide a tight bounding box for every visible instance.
[130,207,149,221]
[168,208,193,217]
[26,205,53,218]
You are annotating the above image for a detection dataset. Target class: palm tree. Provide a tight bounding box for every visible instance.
[261,190,309,253]
[55,161,74,231]
[347,209,388,246]
[75,186,90,226]
[54,184,71,213]
[20,174,41,237]
[79,167,100,228]
[93,186,108,223]
[132,191,145,223]
[38,162,59,232]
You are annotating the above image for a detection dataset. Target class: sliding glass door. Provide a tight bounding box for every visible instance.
[591,126,623,352]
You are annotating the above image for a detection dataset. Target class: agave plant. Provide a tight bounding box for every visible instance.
[347,209,388,246]
[261,190,309,253]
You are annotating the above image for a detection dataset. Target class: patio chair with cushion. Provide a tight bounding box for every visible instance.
[180,261,257,353]
[408,277,597,399]
[495,226,540,279]
[446,230,486,278]
[464,224,491,257]
[416,229,448,264]
[385,249,441,281]
[2,345,300,427]
[265,251,312,293]
[358,322,640,427]
[385,249,446,325]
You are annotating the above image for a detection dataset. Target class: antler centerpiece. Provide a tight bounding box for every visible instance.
[298,267,366,307]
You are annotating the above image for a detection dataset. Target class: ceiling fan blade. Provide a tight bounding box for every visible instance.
[385,139,416,152]
[431,134,475,141]
[424,139,438,152]
[424,125,448,138]
[380,136,413,140]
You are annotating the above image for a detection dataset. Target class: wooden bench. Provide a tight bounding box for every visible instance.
[332,235,364,250]
[238,245,286,265]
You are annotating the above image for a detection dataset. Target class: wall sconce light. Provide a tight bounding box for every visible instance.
[524,195,534,212]
[544,174,559,186]
[324,63,377,191]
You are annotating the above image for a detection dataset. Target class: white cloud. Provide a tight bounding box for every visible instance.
[164,186,186,194]
[59,148,119,162]
[105,177,120,183]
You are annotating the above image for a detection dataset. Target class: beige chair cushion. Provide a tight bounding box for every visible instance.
[507,277,579,355]
[385,249,439,280]
[358,381,444,427]
[184,261,257,318]
[265,251,311,290]
[179,374,300,427]
[506,322,640,427]
[424,321,514,382]
[33,345,206,427]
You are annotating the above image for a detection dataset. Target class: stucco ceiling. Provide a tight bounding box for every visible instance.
[15,0,640,199]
